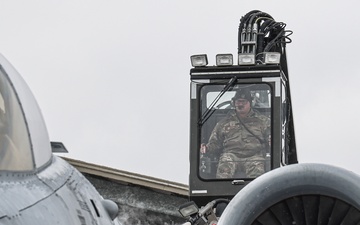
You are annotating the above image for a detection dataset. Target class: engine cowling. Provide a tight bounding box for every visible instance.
[218,163,360,225]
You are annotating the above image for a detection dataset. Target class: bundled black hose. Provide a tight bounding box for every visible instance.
[256,18,275,56]
[238,10,261,54]
[238,10,274,54]
[237,10,292,64]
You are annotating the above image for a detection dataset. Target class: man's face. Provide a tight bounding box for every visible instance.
[234,98,251,115]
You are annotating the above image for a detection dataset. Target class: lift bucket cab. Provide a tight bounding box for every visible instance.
[181,10,360,225]
[189,60,297,206]
[186,10,297,209]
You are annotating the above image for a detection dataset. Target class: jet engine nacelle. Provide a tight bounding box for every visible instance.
[218,163,360,225]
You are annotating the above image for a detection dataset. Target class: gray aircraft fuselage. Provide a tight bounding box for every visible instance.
[0,54,120,225]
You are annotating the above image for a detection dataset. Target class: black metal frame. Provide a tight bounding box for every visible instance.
[188,65,297,207]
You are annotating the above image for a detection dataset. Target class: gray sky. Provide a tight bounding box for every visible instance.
[0,1,359,184]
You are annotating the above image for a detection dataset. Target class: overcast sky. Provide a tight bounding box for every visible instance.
[0,1,359,184]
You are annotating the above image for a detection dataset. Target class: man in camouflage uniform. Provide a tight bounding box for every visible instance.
[201,88,270,178]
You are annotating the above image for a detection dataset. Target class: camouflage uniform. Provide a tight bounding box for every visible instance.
[206,109,270,178]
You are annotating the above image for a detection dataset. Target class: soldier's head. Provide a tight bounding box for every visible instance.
[232,88,252,116]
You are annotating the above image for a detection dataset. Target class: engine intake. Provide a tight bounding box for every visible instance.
[218,163,360,225]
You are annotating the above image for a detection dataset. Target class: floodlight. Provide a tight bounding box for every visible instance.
[178,201,199,217]
[264,52,281,64]
[238,53,255,65]
[216,54,233,66]
[191,54,208,67]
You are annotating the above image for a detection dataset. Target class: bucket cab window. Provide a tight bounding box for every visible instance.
[0,68,33,171]
[199,83,271,180]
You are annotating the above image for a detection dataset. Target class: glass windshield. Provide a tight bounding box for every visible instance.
[199,83,271,180]
[0,67,33,171]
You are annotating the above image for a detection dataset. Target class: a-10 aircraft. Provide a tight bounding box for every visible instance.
[0,53,121,224]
